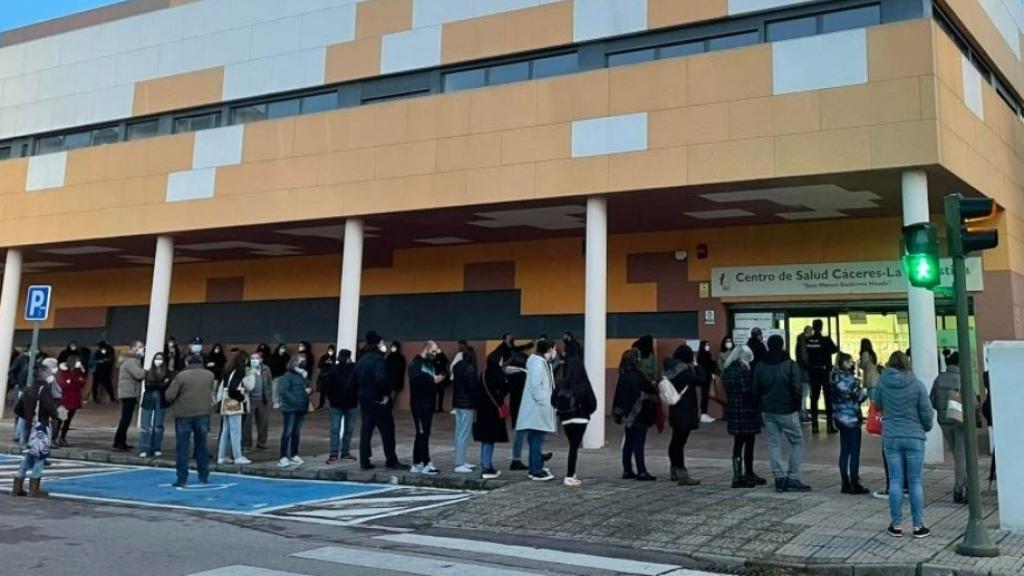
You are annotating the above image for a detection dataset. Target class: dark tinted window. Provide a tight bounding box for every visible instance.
[301,92,337,114]
[268,98,300,119]
[362,89,430,104]
[0,146,10,160]
[444,68,486,91]
[821,5,881,33]
[93,126,120,146]
[767,16,816,41]
[607,48,655,67]
[532,53,577,79]
[127,119,160,141]
[64,131,91,150]
[659,41,703,59]
[36,136,63,155]
[174,112,221,133]
[488,61,529,85]
[232,104,267,124]
[707,30,759,50]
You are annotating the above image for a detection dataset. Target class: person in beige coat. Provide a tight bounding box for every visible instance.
[113,341,146,452]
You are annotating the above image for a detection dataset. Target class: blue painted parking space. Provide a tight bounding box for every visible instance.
[46,466,393,513]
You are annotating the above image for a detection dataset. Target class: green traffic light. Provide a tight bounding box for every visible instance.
[903,253,941,289]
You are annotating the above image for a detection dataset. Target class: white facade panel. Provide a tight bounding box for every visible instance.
[0,108,17,139]
[474,0,542,18]
[0,44,26,81]
[58,26,103,66]
[15,100,54,136]
[269,48,327,95]
[978,0,1022,58]
[962,54,986,120]
[222,57,274,101]
[22,38,61,74]
[772,29,867,95]
[202,27,253,69]
[26,152,68,192]
[193,125,244,169]
[166,168,216,202]
[381,26,443,74]
[573,0,648,43]
[728,0,813,15]
[158,37,206,77]
[571,112,648,158]
[88,84,134,126]
[250,16,303,60]
[115,47,162,85]
[2,73,41,108]
[412,0,475,28]
[300,5,358,50]
[50,94,93,131]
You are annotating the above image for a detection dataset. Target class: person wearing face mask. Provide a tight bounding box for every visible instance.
[324,349,358,463]
[296,341,315,381]
[832,352,869,495]
[113,341,146,452]
[205,343,227,383]
[137,352,171,458]
[433,348,451,414]
[267,343,290,379]
[217,351,256,465]
[796,325,813,424]
[57,340,80,364]
[718,336,735,374]
[806,319,838,434]
[696,340,717,424]
[316,345,337,410]
[515,340,558,481]
[242,351,274,451]
[408,342,444,475]
[747,328,768,367]
[164,354,216,487]
[452,346,479,474]
[11,360,60,498]
[354,331,405,470]
[386,341,407,410]
[92,340,116,404]
[276,355,311,467]
[53,356,87,447]
[164,337,183,373]
[188,336,205,358]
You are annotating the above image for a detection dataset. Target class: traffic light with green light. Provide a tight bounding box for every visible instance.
[947,196,999,257]
[902,222,941,289]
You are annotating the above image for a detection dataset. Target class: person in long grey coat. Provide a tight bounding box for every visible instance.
[515,340,557,481]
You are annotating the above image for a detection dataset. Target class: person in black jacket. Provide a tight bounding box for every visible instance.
[353,332,404,470]
[489,333,534,367]
[747,328,768,367]
[205,343,227,382]
[409,342,443,475]
[164,336,184,373]
[316,345,337,410]
[91,340,116,404]
[386,341,407,409]
[433,349,451,413]
[296,341,315,380]
[475,356,510,480]
[806,319,838,434]
[612,349,658,481]
[12,361,60,497]
[324,349,356,463]
[267,343,290,379]
[696,340,717,423]
[555,348,597,487]
[669,346,703,486]
[452,346,478,474]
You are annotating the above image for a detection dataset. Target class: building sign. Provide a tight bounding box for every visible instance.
[711,258,984,298]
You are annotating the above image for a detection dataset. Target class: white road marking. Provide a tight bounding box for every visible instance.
[293,506,407,518]
[189,567,306,576]
[295,546,546,576]
[314,493,468,505]
[376,534,683,576]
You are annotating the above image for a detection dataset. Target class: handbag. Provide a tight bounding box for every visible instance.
[866,402,883,436]
[483,379,509,420]
[945,390,964,425]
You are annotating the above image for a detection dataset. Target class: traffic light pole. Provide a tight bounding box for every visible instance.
[945,195,999,558]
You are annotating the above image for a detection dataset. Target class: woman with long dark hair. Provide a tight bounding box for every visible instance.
[832,351,869,495]
[555,348,597,487]
[696,340,717,423]
[612,349,657,481]
[474,357,509,480]
[217,351,254,465]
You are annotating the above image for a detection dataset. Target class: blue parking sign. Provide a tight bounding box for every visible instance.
[24,285,52,322]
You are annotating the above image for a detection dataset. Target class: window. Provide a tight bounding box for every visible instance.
[532,53,577,79]
[488,61,529,85]
[361,89,430,104]
[174,111,221,133]
[444,68,486,91]
[659,41,703,59]
[767,16,816,41]
[36,135,64,155]
[607,48,655,67]
[0,146,10,161]
[92,126,120,146]
[267,98,300,119]
[63,131,92,150]
[232,104,267,124]
[127,119,160,141]
[301,92,337,114]
[707,30,759,50]
[821,5,881,34]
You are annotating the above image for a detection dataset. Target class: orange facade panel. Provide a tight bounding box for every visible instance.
[441,1,573,64]
[940,0,1024,100]
[325,37,382,84]
[132,67,225,117]
[356,0,413,39]
[647,0,728,30]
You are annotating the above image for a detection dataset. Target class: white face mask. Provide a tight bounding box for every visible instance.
[74,361,83,369]
[299,346,306,352]
[250,359,261,369]
[725,342,734,350]
[46,374,55,383]
[379,343,388,354]
[190,344,203,354]
[154,359,164,367]
[136,346,145,357]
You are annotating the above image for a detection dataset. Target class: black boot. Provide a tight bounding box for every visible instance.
[849,478,870,495]
[732,457,754,488]
[774,478,788,493]
[744,471,767,486]
[827,420,838,434]
[841,473,851,494]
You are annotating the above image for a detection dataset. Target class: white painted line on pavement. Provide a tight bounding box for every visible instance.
[317,493,468,505]
[323,496,475,525]
[294,546,545,576]
[295,506,406,518]
[375,534,682,575]
[189,566,307,576]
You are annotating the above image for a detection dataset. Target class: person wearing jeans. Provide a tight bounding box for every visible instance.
[216,352,255,465]
[930,353,967,503]
[242,353,273,451]
[515,341,558,481]
[831,352,869,495]
[322,349,358,463]
[755,335,811,493]
[138,353,170,458]
[875,351,935,538]
[114,342,146,452]
[451,347,479,474]
[475,357,509,480]
[277,355,311,467]
[164,354,216,487]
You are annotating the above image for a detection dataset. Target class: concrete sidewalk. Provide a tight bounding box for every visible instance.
[2,401,1018,575]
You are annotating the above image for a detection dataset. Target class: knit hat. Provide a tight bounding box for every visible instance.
[365,331,382,346]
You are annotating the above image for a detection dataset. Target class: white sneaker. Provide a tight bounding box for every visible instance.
[235,457,252,465]
[277,457,291,467]
[153,451,163,457]
[454,464,474,474]
[217,458,227,465]
[700,414,716,423]
[564,476,583,487]
[529,470,555,481]
[410,464,424,474]
[138,452,149,458]
[421,463,440,476]
[481,469,502,480]
[290,456,304,466]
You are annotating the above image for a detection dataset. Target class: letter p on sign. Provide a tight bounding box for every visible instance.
[24,285,52,322]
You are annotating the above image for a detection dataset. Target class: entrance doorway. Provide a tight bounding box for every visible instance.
[785,313,910,361]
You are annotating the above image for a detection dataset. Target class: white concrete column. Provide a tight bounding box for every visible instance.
[337,219,364,354]
[0,248,23,420]
[901,170,944,464]
[583,197,607,449]
[143,236,174,369]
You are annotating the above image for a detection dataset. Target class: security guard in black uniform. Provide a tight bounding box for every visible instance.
[805,319,837,434]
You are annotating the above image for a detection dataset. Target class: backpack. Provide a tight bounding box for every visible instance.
[27,422,51,458]
[554,383,577,417]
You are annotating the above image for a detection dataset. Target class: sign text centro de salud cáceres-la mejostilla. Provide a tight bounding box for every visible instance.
[711,258,984,298]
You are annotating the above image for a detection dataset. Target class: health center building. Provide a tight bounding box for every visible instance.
[0,0,1022,447]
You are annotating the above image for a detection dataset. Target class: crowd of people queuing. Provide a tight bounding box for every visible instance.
[6,321,976,538]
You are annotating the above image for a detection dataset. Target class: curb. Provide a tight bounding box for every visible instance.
[4,445,511,491]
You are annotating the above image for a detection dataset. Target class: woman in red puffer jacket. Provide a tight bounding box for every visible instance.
[55,356,87,447]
